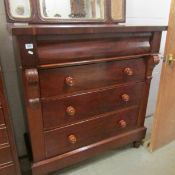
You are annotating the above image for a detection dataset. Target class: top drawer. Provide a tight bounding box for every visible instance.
[37,37,150,65]
[39,58,146,98]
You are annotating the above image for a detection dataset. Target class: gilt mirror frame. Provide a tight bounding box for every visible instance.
[4,0,126,24]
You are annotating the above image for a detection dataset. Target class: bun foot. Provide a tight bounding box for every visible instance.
[133,141,142,148]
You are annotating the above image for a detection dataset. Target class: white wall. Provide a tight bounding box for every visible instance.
[125,0,171,116]
[126,0,171,25]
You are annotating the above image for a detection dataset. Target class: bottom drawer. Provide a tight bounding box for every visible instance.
[0,146,13,165]
[44,107,139,158]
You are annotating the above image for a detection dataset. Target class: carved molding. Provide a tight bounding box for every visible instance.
[25,69,40,106]
[24,68,45,161]
[153,55,160,65]
[146,55,160,81]
[25,69,39,86]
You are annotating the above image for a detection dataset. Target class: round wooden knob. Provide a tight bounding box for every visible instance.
[124,68,133,76]
[121,94,130,102]
[65,76,75,87]
[66,106,76,116]
[68,134,77,144]
[119,120,127,128]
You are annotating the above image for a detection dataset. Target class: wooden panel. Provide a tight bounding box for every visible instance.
[44,107,139,158]
[37,37,151,65]
[16,36,38,68]
[0,108,5,126]
[0,164,17,175]
[0,127,9,145]
[150,0,175,151]
[0,69,21,174]
[42,82,144,130]
[0,146,13,165]
[40,58,146,98]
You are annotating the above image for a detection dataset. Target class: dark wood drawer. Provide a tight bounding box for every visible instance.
[39,58,146,98]
[42,82,144,130]
[37,37,151,65]
[44,107,139,158]
[0,127,9,145]
[0,108,5,126]
[0,146,13,165]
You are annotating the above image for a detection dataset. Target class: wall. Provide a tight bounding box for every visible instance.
[0,1,27,156]
[125,0,171,116]
[0,0,172,157]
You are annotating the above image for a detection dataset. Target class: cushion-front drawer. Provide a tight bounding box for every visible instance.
[44,107,139,158]
[0,127,9,145]
[42,82,144,130]
[39,58,146,98]
[37,36,151,65]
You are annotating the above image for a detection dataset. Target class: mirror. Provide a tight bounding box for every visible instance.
[39,0,105,20]
[8,0,31,18]
[111,0,125,21]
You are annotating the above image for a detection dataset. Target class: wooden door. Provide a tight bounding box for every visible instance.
[150,0,175,151]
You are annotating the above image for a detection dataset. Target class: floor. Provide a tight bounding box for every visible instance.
[21,117,175,175]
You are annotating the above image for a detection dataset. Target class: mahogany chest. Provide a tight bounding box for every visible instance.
[0,67,21,175]
[12,25,166,175]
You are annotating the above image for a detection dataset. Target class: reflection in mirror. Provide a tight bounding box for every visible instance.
[8,0,31,18]
[111,0,124,20]
[39,0,105,20]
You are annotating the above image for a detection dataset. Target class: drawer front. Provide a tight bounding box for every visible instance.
[0,146,13,165]
[37,37,151,65]
[0,127,9,145]
[44,107,139,158]
[39,58,146,98]
[42,83,144,130]
[0,108,5,126]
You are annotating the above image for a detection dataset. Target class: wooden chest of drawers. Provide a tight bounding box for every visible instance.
[12,25,166,175]
[0,69,21,175]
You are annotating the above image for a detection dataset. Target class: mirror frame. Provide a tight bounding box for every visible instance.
[4,0,34,22]
[4,0,126,24]
[37,0,107,23]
